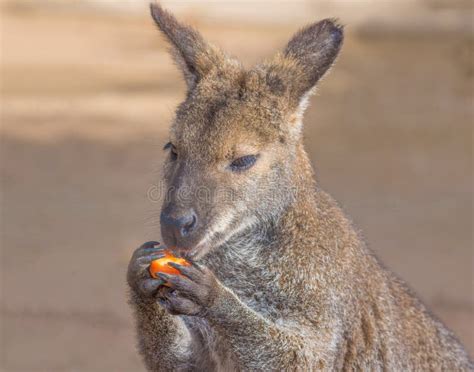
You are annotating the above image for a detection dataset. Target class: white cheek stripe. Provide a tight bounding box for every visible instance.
[225,215,258,242]
[196,214,259,257]
[195,209,236,249]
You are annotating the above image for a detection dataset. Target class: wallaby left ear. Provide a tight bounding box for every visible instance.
[150,3,231,90]
[265,19,343,105]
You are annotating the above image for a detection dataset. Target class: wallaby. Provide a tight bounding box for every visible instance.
[127,3,473,371]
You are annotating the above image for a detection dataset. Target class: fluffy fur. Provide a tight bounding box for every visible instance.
[127,3,473,371]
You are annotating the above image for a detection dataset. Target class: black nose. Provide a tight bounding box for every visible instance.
[160,210,198,238]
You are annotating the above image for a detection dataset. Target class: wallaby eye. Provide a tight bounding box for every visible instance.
[164,142,178,161]
[229,155,258,172]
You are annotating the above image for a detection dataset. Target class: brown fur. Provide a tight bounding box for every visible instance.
[127,3,473,371]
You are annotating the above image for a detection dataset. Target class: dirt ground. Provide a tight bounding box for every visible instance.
[1,5,473,371]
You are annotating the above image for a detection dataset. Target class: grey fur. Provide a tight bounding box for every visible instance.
[127,3,473,371]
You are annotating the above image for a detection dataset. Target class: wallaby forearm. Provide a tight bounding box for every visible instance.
[130,294,193,372]
[206,286,328,370]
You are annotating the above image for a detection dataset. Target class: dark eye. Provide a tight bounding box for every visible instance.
[164,142,178,161]
[229,155,258,172]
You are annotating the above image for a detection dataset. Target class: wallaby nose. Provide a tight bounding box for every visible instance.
[160,209,198,239]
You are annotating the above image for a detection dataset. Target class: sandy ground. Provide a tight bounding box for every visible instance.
[1,5,473,371]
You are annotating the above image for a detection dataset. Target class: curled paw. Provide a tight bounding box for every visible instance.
[127,241,167,298]
[155,261,220,316]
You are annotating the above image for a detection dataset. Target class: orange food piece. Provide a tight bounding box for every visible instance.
[149,250,191,279]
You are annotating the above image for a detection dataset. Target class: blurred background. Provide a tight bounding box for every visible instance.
[1,0,472,370]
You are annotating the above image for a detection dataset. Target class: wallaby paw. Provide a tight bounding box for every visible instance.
[155,262,219,316]
[127,241,166,298]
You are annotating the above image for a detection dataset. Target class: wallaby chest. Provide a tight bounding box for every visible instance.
[182,243,286,367]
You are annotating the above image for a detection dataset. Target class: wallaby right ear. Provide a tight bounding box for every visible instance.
[264,19,343,108]
[150,3,227,90]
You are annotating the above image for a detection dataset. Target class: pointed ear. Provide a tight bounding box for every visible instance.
[265,19,343,106]
[150,3,227,90]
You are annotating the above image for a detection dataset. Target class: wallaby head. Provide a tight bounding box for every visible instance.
[152,3,343,258]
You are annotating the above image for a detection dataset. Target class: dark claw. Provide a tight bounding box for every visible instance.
[168,262,200,281]
[145,253,166,260]
[141,241,160,248]
[137,253,165,265]
[147,253,166,260]
[167,262,183,270]
[157,272,171,281]
[142,246,165,253]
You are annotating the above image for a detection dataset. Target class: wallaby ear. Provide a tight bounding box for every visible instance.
[265,19,343,107]
[150,3,227,90]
